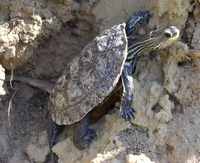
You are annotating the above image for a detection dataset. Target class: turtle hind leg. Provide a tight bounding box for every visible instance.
[73,115,96,150]
[50,121,62,163]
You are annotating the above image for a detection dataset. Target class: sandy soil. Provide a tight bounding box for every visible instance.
[0,0,200,163]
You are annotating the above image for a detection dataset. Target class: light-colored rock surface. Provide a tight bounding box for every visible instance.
[0,65,5,95]
[0,0,199,163]
[126,154,155,163]
[0,15,42,70]
[25,130,50,163]
[192,0,200,50]
[92,0,146,32]
[53,109,150,163]
[145,0,190,29]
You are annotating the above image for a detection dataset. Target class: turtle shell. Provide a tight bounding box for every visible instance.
[48,23,128,125]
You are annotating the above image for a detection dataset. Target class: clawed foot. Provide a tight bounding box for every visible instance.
[138,11,150,24]
[126,11,150,36]
[74,129,97,150]
[120,106,136,121]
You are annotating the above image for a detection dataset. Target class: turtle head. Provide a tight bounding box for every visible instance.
[148,26,180,50]
[128,26,179,55]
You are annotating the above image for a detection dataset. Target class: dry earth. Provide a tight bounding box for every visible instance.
[0,0,200,163]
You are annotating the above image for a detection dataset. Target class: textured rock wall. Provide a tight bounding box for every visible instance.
[0,0,199,163]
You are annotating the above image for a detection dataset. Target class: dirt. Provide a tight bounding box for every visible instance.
[0,0,200,163]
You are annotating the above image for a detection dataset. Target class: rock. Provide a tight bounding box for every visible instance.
[8,154,30,163]
[0,64,5,96]
[0,0,80,71]
[53,109,134,163]
[92,0,146,32]
[42,16,62,38]
[25,130,50,163]
[163,56,178,93]
[126,154,155,163]
[0,17,42,70]
[191,23,200,50]
[154,95,173,123]
[168,41,189,62]
[146,0,190,30]
[0,0,199,163]
[5,46,16,59]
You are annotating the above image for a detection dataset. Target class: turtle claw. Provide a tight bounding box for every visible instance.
[74,129,96,150]
[138,11,150,25]
[85,129,97,147]
[126,10,150,37]
[144,11,150,21]
[120,106,136,121]
[87,128,96,135]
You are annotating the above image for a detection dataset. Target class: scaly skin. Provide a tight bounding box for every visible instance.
[120,55,138,120]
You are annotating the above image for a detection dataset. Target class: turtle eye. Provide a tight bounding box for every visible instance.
[164,32,172,38]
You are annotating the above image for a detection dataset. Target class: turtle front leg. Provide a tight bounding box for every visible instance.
[73,115,96,150]
[120,57,138,120]
[126,11,150,37]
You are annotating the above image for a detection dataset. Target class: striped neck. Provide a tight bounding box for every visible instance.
[126,36,155,60]
[125,26,180,66]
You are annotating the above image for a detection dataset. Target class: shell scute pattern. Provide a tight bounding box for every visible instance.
[50,89,67,108]
[67,79,83,105]
[98,82,110,95]
[81,70,99,93]
[54,92,66,108]
[95,51,113,78]
[112,43,126,60]
[82,47,95,62]
[69,106,83,122]
[49,23,128,125]
[96,36,108,52]
[56,74,67,88]
[82,100,95,113]
[96,29,115,52]
[62,112,72,124]
[69,59,81,78]
[90,92,101,104]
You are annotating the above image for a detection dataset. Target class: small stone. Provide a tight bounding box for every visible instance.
[20,130,26,135]
[31,111,39,118]
[25,130,50,163]
[20,111,25,117]
[73,28,82,36]
[38,106,43,110]
[155,95,172,123]
[5,46,16,59]
[0,65,5,96]
[126,154,155,163]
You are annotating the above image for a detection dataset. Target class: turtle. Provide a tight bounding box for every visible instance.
[48,11,179,162]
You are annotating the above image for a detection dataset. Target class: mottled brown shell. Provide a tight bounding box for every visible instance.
[48,23,128,125]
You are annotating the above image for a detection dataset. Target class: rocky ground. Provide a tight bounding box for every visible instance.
[0,0,200,163]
